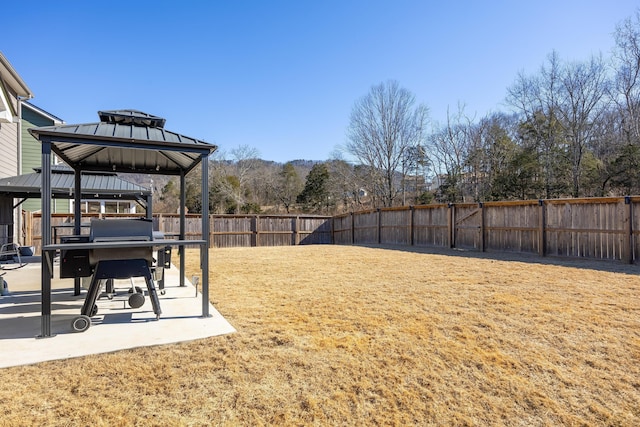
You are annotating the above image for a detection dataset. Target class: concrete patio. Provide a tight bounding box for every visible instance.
[0,257,235,368]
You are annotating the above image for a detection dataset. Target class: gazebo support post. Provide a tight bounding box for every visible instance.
[145,193,152,220]
[179,171,186,287]
[201,155,210,318]
[73,168,82,295]
[39,140,53,338]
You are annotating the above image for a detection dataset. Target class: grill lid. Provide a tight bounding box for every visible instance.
[89,218,154,242]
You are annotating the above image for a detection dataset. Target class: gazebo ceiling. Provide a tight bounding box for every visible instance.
[28,110,217,175]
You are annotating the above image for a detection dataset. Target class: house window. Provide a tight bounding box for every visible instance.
[84,202,102,213]
[79,201,133,214]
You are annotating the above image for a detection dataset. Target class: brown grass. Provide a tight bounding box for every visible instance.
[1,245,639,426]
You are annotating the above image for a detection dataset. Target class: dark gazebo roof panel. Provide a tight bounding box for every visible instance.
[98,110,166,128]
[0,167,150,199]
[28,110,217,175]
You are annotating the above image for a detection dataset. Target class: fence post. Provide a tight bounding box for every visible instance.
[625,196,633,264]
[253,215,259,247]
[448,203,455,248]
[409,206,415,246]
[293,216,299,245]
[377,208,382,245]
[209,214,214,249]
[538,199,546,257]
[330,216,334,244]
[479,202,485,252]
[350,212,355,245]
[24,210,33,247]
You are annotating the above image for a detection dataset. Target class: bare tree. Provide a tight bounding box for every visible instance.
[326,158,366,213]
[507,51,568,198]
[401,144,429,204]
[428,104,473,202]
[231,145,261,193]
[270,162,303,213]
[558,55,610,196]
[346,80,428,207]
[507,51,609,197]
[612,9,640,144]
[211,145,262,213]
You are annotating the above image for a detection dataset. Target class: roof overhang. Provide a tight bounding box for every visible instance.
[0,52,33,98]
[21,101,64,125]
[0,52,33,122]
[0,83,14,123]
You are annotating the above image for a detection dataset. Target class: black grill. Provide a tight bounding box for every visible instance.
[60,218,172,332]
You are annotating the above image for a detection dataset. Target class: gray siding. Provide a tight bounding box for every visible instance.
[0,87,18,248]
[0,121,18,178]
[0,84,18,179]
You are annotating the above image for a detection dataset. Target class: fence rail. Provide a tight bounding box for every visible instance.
[23,213,333,253]
[333,196,640,264]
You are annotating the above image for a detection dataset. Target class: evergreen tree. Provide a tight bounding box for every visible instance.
[609,144,640,194]
[297,163,332,213]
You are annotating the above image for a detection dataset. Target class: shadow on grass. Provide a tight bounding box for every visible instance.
[354,244,640,276]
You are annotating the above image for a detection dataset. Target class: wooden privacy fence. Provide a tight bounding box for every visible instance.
[333,196,640,263]
[24,213,333,253]
[210,214,332,247]
[23,197,640,263]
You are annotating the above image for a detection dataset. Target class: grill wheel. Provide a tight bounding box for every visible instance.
[128,292,145,309]
[71,315,91,332]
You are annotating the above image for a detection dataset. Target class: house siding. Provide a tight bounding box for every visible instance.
[21,106,48,174]
[0,83,18,247]
[21,106,68,212]
[0,85,18,179]
[0,121,18,178]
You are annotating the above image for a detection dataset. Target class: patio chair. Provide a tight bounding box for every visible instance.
[0,242,26,270]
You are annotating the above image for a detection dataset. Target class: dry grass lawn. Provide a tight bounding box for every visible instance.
[1,245,639,426]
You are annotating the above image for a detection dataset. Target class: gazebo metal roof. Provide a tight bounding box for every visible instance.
[28,109,216,175]
[29,110,216,338]
[0,165,150,200]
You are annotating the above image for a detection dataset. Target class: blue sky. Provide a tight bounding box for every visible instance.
[3,1,638,163]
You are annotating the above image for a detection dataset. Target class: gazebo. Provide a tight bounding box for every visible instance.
[29,110,217,337]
